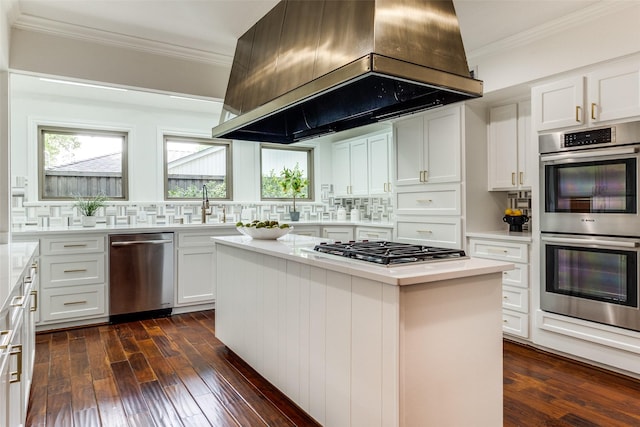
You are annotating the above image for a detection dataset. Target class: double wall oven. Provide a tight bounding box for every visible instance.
[540,121,640,331]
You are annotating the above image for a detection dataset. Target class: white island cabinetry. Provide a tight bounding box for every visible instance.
[213,234,511,427]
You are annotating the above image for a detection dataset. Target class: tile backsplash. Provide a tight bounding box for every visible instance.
[10,179,393,228]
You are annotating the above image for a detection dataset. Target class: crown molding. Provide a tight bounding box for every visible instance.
[467,1,636,61]
[12,14,233,67]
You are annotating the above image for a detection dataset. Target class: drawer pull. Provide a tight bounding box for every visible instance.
[63,300,88,306]
[487,248,508,255]
[10,295,26,308]
[63,243,88,248]
[503,319,508,324]
[417,230,433,233]
[32,261,39,273]
[64,268,88,273]
[366,233,380,237]
[0,330,11,349]
[503,296,509,300]
[10,345,23,384]
[30,290,38,312]
[23,276,32,284]
[416,199,433,203]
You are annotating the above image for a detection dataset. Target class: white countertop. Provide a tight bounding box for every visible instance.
[11,220,394,237]
[0,241,39,310]
[212,234,513,286]
[466,230,533,242]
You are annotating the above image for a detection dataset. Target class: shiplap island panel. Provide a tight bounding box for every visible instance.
[212,234,512,427]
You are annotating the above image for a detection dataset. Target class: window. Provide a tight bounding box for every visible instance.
[164,135,232,200]
[39,126,128,200]
[261,144,313,200]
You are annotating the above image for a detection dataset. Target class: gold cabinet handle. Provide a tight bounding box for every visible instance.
[416,199,433,204]
[63,300,88,306]
[0,330,11,349]
[423,170,428,182]
[10,345,23,384]
[30,290,38,312]
[419,171,424,182]
[417,229,433,233]
[519,172,524,185]
[63,268,88,273]
[591,102,597,120]
[575,105,581,122]
[63,243,88,248]
[511,172,516,186]
[10,295,25,308]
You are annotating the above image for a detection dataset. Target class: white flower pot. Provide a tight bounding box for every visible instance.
[82,215,97,227]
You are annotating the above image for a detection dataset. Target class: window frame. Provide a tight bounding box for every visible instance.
[260,143,314,202]
[163,135,233,201]
[38,125,129,201]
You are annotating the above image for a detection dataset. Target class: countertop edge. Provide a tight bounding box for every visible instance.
[211,235,513,286]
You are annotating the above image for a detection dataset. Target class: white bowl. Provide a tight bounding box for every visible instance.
[237,226,293,240]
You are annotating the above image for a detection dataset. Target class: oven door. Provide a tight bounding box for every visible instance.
[541,233,640,331]
[540,146,639,235]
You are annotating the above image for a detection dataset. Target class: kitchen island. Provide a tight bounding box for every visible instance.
[212,234,513,427]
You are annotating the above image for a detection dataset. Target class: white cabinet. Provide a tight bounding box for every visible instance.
[355,226,392,241]
[368,133,393,195]
[38,234,107,329]
[532,60,640,131]
[0,245,38,427]
[396,217,461,249]
[487,101,532,190]
[332,138,368,197]
[175,231,220,307]
[290,225,320,237]
[394,105,461,186]
[322,226,354,241]
[468,237,530,339]
[395,183,461,216]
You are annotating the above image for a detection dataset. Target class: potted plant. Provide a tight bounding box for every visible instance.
[74,194,107,227]
[279,164,308,221]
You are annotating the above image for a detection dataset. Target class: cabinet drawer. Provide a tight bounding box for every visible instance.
[40,285,106,322]
[178,230,235,247]
[289,226,320,237]
[502,310,529,338]
[468,239,528,263]
[502,263,528,288]
[41,254,105,288]
[395,183,461,215]
[502,285,528,313]
[396,217,461,249]
[355,227,392,241]
[40,235,105,255]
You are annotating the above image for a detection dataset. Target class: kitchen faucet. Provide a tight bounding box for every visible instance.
[201,185,212,223]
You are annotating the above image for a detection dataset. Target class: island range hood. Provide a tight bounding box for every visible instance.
[211,0,482,144]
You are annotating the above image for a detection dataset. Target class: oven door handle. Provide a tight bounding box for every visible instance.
[540,147,638,163]
[541,235,640,248]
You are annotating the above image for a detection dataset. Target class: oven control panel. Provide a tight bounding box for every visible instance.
[564,127,614,148]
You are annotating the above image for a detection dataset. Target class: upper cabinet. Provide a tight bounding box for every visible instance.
[394,106,461,186]
[532,60,640,131]
[332,131,392,198]
[488,101,532,190]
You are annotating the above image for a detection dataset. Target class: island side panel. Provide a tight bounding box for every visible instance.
[215,243,401,427]
[399,273,503,427]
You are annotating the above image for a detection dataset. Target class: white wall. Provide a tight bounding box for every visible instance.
[469,2,640,94]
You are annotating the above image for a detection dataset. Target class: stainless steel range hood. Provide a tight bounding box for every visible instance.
[211,0,482,144]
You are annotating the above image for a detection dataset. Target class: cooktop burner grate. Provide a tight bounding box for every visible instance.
[313,240,467,265]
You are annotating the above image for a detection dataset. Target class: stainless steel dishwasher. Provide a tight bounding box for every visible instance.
[109,232,174,322]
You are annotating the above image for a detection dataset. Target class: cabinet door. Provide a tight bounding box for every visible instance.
[517,101,532,188]
[589,62,640,124]
[532,76,585,131]
[177,246,216,305]
[394,115,425,186]
[0,348,9,427]
[368,133,392,195]
[332,142,351,196]
[488,104,519,190]
[424,106,461,183]
[349,138,369,196]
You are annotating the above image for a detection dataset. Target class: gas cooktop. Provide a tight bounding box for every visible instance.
[313,241,467,266]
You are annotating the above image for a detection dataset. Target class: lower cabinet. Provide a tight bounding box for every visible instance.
[322,226,354,241]
[289,225,320,237]
[467,236,531,339]
[355,226,392,241]
[396,216,462,249]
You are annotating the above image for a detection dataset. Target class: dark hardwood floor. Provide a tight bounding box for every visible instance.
[27,310,640,426]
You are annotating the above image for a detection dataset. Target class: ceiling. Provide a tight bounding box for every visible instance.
[14,0,601,64]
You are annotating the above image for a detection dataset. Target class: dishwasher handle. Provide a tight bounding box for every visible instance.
[111,239,173,247]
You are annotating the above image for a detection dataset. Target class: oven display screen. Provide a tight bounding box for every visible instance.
[545,158,636,213]
[547,245,638,307]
